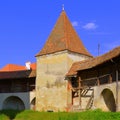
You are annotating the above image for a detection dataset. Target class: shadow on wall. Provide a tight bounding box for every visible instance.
[102,89,116,112]
[2,96,25,110]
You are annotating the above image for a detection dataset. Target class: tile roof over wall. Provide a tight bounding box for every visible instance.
[0,63,36,79]
[0,63,36,72]
[66,46,120,76]
[36,10,92,57]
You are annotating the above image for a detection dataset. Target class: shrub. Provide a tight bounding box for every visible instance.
[0,109,21,119]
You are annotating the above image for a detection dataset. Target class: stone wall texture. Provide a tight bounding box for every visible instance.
[36,51,90,111]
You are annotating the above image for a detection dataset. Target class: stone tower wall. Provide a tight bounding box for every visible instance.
[36,50,90,111]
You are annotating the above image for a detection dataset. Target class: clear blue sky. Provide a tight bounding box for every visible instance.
[0,0,120,68]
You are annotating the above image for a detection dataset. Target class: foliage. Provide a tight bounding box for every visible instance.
[0,109,21,120]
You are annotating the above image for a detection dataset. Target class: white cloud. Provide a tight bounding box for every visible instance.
[90,40,120,56]
[98,40,120,55]
[103,40,120,50]
[88,32,111,35]
[72,21,78,27]
[83,22,98,30]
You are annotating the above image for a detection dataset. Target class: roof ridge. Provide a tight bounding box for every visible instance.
[63,11,68,49]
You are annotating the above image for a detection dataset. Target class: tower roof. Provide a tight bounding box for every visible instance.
[36,10,92,57]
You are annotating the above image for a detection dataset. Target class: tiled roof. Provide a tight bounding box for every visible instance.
[0,63,36,79]
[0,63,36,72]
[0,64,26,71]
[36,10,92,57]
[66,46,120,76]
[30,63,36,70]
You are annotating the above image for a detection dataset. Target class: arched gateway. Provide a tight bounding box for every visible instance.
[30,97,36,110]
[2,96,25,110]
[101,89,116,112]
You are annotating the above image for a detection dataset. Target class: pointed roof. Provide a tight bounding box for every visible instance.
[36,10,92,57]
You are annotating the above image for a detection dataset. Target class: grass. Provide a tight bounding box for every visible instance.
[14,109,120,120]
[0,113,9,120]
[1,109,120,120]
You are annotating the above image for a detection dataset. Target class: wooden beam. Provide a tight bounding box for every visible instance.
[109,74,112,83]
[97,78,100,86]
[78,77,81,107]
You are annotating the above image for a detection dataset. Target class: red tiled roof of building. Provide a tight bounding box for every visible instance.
[66,46,120,76]
[0,64,26,72]
[36,10,92,57]
[0,63,36,79]
[30,63,36,70]
[0,63,36,72]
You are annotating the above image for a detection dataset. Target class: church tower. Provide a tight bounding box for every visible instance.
[35,9,92,111]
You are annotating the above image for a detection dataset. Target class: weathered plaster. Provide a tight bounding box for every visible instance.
[36,51,90,111]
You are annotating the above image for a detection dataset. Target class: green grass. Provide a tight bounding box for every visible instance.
[14,109,120,120]
[1,109,120,120]
[0,113,9,120]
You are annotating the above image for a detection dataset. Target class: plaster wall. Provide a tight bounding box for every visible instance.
[93,82,120,111]
[0,91,35,110]
[36,50,90,111]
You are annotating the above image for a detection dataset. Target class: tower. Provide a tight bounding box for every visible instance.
[35,9,92,111]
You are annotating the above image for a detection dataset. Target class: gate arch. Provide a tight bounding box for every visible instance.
[2,96,25,110]
[101,88,116,112]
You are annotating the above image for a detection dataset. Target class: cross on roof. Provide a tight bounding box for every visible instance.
[62,4,64,11]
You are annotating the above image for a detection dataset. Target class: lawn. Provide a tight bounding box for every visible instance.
[0,113,9,120]
[1,109,120,120]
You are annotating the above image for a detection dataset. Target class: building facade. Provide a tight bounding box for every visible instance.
[66,46,120,112]
[0,64,36,110]
[0,9,119,112]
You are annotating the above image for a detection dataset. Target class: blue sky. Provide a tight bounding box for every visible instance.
[0,0,120,68]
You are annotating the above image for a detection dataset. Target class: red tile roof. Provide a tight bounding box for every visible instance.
[36,10,92,57]
[66,46,120,76]
[0,63,36,79]
[0,64,26,72]
[30,63,36,70]
[0,63,36,72]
